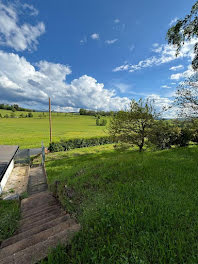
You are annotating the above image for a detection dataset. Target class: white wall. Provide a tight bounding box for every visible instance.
[0,159,14,195]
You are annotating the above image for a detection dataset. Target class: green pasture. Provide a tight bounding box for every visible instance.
[41,145,198,264]
[0,110,108,148]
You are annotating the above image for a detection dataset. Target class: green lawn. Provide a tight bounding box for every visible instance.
[0,200,20,243]
[0,110,108,148]
[42,145,198,264]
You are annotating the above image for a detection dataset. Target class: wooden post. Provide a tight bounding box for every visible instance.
[49,97,52,144]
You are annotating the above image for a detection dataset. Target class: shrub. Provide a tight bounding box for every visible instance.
[48,136,115,153]
[48,142,64,152]
[149,121,180,150]
[173,127,193,147]
[27,112,33,118]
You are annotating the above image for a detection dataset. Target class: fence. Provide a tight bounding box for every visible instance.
[14,147,45,165]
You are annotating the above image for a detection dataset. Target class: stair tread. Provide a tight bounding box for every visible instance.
[0,219,76,259]
[1,215,71,249]
[0,224,80,264]
[19,213,65,233]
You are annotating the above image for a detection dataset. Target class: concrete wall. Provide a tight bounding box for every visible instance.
[0,159,14,195]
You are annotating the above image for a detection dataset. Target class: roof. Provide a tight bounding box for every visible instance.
[0,145,19,182]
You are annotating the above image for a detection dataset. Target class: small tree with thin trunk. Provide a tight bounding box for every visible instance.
[109,99,155,152]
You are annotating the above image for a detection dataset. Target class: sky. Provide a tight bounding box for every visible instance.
[0,0,197,117]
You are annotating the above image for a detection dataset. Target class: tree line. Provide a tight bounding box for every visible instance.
[79,108,114,116]
[0,104,35,112]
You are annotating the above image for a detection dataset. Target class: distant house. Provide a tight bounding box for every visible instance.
[0,145,19,195]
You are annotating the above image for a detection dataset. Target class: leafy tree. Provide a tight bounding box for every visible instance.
[96,118,100,126]
[167,1,198,70]
[149,120,180,149]
[171,73,198,118]
[100,119,107,126]
[109,99,155,152]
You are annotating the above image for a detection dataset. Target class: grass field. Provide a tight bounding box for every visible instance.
[0,200,20,243]
[0,110,108,148]
[41,144,198,264]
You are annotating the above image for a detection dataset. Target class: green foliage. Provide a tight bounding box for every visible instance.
[166,1,198,70]
[10,112,16,118]
[0,103,34,112]
[0,200,20,243]
[109,99,155,152]
[43,145,198,263]
[79,108,114,116]
[96,117,107,126]
[149,120,180,149]
[48,142,64,152]
[48,136,114,152]
[27,112,33,118]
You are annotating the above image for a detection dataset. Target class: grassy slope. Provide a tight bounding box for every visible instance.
[0,111,108,148]
[0,200,20,243]
[42,145,198,264]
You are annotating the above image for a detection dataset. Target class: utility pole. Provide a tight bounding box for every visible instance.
[49,97,52,144]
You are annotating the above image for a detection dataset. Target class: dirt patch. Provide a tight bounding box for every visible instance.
[2,166,29,198]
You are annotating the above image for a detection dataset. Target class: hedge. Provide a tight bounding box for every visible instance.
[48,136,115,152]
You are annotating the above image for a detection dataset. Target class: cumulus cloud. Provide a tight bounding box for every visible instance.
[113,39,197,73]
[169,65,184,71]
[105,39,118,45]
[0,50,130,111]
[0,1,45,51]
[91,33,100,40]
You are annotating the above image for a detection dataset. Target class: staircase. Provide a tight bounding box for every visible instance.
[0,166,80,264]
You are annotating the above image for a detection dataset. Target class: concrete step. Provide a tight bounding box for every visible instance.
[21,201,58,218]
[21,192,55,211]
[0,219,76,259]
[1,214,71,248]
[19,208,63,229]
[20,205,62,223]
[0,224,80,264]
[19,212,65,233]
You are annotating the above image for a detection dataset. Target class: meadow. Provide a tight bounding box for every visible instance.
[0,110,107,149]
[40,144,198,264]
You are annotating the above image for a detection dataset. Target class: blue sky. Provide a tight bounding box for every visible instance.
[0,0,196,116]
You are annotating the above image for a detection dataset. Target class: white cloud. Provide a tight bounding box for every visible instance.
[113,83,131,93]
[0,1,45,51]
[129,44,135,52]
[161,85,171,89]
[169,65,184,71]
[80,36,87,45]
[91,33,100,40]
[113,39,197,73]
[169,17,178,26]
[22,3,39,16]
[147,94,177,118]
[114,19,120,24]
[105,39,118,45]
[170,65,194,80]
[0,50,130,111]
